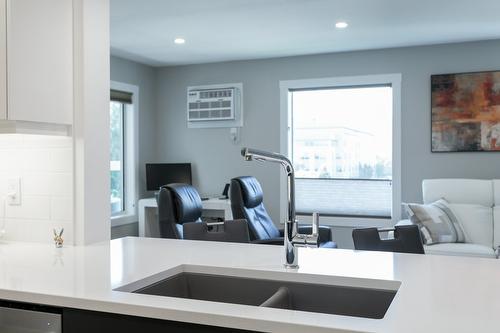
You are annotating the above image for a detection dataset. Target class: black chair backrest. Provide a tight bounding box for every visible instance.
[352,225,425,254]
[230,176,280,241]
[183,220,250,243]
[156,183,203,239]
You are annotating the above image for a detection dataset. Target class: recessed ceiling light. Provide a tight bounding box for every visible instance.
[174,38,185,45]
[335,21,348,29]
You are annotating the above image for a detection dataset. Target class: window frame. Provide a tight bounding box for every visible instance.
[279,74,402,227]
[110,81,139,227]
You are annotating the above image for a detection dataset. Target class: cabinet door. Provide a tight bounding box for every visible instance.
[63,308,256,333]
[0,0,6,120]
[7,0,72,125]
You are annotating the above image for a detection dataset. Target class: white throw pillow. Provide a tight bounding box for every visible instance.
[405,199,465,245]
[447,203,493,248]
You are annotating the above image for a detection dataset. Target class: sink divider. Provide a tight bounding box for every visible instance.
[259,286,291,310]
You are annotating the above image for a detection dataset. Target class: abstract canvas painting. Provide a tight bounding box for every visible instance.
[431,71,500,152]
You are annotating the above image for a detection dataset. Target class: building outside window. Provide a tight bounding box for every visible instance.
[282,75,401,221]
[110,100,125,215]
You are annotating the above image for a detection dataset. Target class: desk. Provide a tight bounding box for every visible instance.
[138,197,233,237]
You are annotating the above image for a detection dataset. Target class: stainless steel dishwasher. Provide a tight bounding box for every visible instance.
[0,302,61,333]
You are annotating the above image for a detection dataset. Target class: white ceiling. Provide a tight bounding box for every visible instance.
[110,0,500,67]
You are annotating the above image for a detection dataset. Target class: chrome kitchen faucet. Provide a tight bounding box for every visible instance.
[241,148,319,268]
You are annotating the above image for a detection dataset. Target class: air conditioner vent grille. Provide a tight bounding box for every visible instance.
[199,90,232,99]
[187,87,236,122]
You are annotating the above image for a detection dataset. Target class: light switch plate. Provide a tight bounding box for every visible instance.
[230,127,240,144]
[7,177,21,205]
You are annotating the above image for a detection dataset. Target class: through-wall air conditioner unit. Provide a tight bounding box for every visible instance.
[187,83,243,128]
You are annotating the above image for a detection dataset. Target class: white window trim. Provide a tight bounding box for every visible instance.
[279,74,402,227]
[110,81,139,227]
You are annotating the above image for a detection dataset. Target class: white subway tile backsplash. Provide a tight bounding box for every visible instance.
[51,197,72,221]
[0,134,73,244]
[22,173,52,196]
[50,149,73,173]
[5,196,51,220]
[27,221,71,244]
[49,173,73,196]
[0,150,22,172]
[22,149,54,172]
[0,134,23,149]
[1,220,29,242]
[1,219,73,244]
[22,135,72,149]
[0,196,4,218]
[0,175,8,195]
[22,173,73,197]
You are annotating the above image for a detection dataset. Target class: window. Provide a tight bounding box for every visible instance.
[281,75,401,221]
[110,100,125,215]
[110,83,139,226]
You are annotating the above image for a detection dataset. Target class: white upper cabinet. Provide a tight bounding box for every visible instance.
[2,0,73,127]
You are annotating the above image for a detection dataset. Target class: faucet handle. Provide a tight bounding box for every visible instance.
[301,212,319,247]
[311,212,319,236]
[291,213,320,248]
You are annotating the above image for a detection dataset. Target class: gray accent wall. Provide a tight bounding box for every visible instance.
[111,55,157,200]
[111,222,139,239]
[110,56,156,238]
[153,40,500,225]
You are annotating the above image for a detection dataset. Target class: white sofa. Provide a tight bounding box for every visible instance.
[399,179,500,259]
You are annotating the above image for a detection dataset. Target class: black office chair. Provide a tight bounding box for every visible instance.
[183,219,250,243]
[230,176,337,248]
[352,225,425,254]
[156,183,203,239]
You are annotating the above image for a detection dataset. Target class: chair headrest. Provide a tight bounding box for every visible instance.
[164,183,202,224]
[233,176,263,208]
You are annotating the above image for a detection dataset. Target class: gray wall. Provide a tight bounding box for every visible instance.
[111,222,139,239]
[110,56,157,236]
[154,40,500,226]
[111,55,157,200]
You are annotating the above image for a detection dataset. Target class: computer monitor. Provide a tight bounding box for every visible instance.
[146,163,192,191]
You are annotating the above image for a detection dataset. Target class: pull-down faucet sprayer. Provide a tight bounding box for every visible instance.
[241,147,319,268]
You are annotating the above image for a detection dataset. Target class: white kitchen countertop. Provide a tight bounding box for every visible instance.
[0,237,498,333]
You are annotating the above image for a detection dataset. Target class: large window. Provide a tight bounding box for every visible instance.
[110,100,125,215]
[282,75,401,220]
[110,84,138,225]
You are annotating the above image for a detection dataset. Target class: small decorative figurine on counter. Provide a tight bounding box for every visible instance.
[53,228,64,248]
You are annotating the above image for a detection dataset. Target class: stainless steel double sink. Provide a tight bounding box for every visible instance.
[116,265,400,319]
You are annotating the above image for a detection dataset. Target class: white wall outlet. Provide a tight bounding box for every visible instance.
[7,177,21,205]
